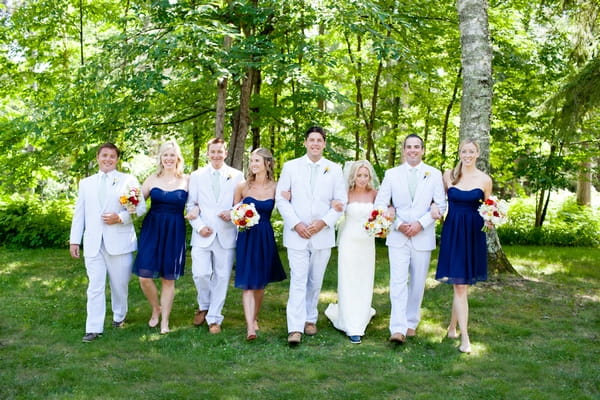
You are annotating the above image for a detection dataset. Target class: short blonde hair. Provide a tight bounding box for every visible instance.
[157,140,184,178]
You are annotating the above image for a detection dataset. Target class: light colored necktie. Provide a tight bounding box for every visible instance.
[212,170,221,200]
[408,167,418,200]
[98,173,108,205]
[309,163,319,193]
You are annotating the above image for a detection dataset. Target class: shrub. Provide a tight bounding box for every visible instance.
[497,196,600,247]
[0,195,73,248]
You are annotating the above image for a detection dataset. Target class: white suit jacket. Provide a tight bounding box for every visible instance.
[375,162,446,251]
[276,155,347,250]
[187,164,243,249]
[70,170,146,258]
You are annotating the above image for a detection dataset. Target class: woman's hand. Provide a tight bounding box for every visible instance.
[186,205,200,220]
[280,190,292,201]
[331,199,344,212]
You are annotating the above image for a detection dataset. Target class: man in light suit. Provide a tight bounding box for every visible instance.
[187,138,243,334]
[70,143,146,343]
[375,134,446,344]
[276,126,347,345]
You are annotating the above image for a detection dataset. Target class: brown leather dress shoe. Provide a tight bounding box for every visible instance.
[208,323,222,334]
[304,322,317,336]
[193,309,207,326]
[406,328,416,337]
[389,332,406,344]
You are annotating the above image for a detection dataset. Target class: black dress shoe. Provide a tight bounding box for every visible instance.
[82,333,101,342]
[112,320,125,328]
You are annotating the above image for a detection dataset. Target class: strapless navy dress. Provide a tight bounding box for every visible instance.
[234,197,286,290]
[436,187,487,285]
[133,188,188,280]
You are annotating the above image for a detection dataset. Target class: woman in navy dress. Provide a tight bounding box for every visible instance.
[133,140,194,334]
[435,139,492,353]
[233,148,286,341]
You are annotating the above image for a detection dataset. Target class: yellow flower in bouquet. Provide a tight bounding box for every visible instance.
[119,185,141,213]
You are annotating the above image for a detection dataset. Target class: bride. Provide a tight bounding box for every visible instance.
[325,160,379,344]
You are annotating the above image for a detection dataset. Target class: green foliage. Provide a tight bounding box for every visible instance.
[497,196,600,247]
[0,195,72,248]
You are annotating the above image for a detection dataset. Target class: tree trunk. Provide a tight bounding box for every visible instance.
[576,143,592,206]
[228,67,254,170]
[215,36,232,140]
[457,0,517,275]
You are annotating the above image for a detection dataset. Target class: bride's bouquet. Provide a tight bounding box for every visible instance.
[478,195,509,232]
[364,208,394,238]
[119,185,141,213]
[230,202,260,231]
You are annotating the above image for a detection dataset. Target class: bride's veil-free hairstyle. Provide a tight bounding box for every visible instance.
[342,160,380,191]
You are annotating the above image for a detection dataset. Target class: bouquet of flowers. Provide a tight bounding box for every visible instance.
[364,208,394,238]
[230,202,260,231]
[119,185,141,213]
[478,195,509,232]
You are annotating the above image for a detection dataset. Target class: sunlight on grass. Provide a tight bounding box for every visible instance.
[512,258,568,275]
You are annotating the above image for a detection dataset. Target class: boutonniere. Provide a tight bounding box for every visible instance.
[423,171,430,180]
[112,177,119,186]
[226,173,232,181]
[323,167,329,175]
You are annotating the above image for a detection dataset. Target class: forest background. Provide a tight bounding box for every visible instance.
[0,0,599,248]
[1,2,599,399]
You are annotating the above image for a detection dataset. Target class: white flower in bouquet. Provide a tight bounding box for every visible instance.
[230,202,260,231]
[364,208,394,238]
[478,195,508,232]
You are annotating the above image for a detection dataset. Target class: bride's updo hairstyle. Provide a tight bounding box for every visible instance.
[347,160,378,191]
[450,139,480,185]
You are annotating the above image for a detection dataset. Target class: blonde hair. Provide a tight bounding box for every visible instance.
[347,160,376,191]
[450,139,480,185]
[246,148,275,184]
[156,140,184,178]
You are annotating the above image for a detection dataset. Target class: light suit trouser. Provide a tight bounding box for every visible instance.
[388,242,431,335]
[84,242,132,333]
[191,242,235,326]
[286,246,331,333]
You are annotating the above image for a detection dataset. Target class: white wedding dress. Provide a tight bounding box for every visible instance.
[325,202,376,336]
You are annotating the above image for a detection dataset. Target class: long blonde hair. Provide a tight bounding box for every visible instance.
[246,148,275,185]
[347,160,377,191]
[450,139,480,185]
[156,140,184,178]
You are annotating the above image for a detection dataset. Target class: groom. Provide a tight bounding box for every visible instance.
[375,134,446,344]
[276,126,347,345]
[70,143,146,343]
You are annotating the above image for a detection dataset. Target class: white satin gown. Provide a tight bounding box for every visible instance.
[325,202,376,336]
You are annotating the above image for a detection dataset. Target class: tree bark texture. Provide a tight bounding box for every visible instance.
[457,0,517,275]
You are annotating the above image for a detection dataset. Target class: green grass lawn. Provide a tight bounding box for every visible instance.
[0,245,598,399]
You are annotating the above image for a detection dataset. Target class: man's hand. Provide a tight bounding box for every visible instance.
[294,222,312,239]
[70,244,80,259]
[199,226,213,237]
[398,221,423,237]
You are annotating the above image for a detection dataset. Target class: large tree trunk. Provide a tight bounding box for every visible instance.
[457,0,518,275]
